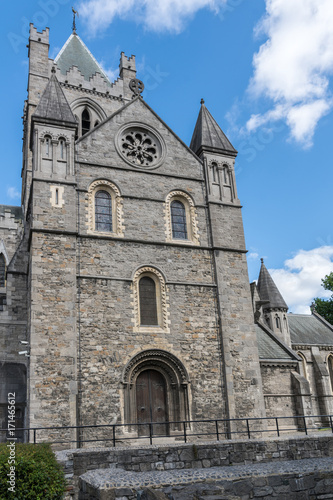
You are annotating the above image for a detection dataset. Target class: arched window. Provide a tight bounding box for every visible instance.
[95,190,112,232]
[88,180,124,236]
[82,108,91,136]
[328,355,333,392]
[275,315,281,330]
[59,138,66,160]
[139,276,158,326]
[211,161,218,183]
[171,200,187,240]
[165,191,199,245]
[44,135,52,158]
[132,267,169,332]
[298,352,309,381]
[265,316,271,328]
[0,254,6,287]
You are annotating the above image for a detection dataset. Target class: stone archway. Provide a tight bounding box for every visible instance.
[122,350,190,434]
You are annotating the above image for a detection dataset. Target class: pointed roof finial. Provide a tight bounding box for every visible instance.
[72,6,79,34]
[200,98,205,105]
[260,258,264,263]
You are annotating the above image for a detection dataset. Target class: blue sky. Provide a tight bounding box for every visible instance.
[1,0,333,313]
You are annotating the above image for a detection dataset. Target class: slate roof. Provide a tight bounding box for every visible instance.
[255,324,297,360]
[289,313,333,346]
[0,205,23,220]
[257,260,288,310]
[33,74,77,125]
[190,100,237,157]
[54,34,111,85]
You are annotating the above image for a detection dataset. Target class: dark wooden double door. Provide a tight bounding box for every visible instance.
[136,370,169,436]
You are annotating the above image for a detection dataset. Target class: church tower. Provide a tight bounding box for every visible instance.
[190,100,266,427]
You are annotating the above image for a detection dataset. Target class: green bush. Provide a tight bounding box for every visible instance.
[0,443,66,500]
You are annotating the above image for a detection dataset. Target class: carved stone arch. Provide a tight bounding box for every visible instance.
[122,349,190,386]
[131,266,170,332]
[71,97,106,138]
[70,97,107,121]
[40,130,55,140]
[55,133,70,143]
[164,190,199,245]
[87,179,124,236]
[122,349,190,432]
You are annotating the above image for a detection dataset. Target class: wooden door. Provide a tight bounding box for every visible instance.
[136,370,168,436]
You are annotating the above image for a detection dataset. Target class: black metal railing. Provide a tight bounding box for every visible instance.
[1,414,333,448]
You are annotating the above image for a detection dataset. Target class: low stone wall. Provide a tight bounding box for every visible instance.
[56,433,333,499]
[78,457,333,499]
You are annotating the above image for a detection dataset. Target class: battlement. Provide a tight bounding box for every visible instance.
[119,52,136,73]
[29,24,49,44]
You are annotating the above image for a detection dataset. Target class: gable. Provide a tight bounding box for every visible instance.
[76,97,203,180]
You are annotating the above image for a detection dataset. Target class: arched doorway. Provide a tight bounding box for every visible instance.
[136,369,168,436]
[122,349,190,435]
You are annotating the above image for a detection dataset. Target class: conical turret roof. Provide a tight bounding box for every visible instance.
[257,259,288,310]
[190,99,237,157]
[33,73,77,125]
[54,33,111,85]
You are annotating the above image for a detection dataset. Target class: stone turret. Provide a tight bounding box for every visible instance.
[190,100,266,429]
[257,259,291,346]
[190,99,239,205]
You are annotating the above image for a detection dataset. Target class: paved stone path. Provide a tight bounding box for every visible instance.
[80,456,333,490]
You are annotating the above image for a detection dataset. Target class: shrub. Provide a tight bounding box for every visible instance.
[0,442,66,499]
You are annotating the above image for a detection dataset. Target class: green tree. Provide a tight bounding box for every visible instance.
[312,272,333,325]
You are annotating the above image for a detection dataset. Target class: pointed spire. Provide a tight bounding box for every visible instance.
[54,33,111,84]
[190,100,237,157]
[33,72,77,124]
[257,259,288,310]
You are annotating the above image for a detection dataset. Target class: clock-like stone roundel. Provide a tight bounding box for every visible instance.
[116,123,166,169]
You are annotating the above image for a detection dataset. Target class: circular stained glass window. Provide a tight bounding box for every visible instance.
[116,123,166,169]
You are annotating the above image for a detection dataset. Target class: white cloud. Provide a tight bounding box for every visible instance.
[248,252,259,261]
[246,0,333,147]
[268,246,333,314]
[78,0,226,35]
[7,186,20,200]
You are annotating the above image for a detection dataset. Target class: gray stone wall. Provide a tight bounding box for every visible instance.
[28,232,77,437]
[261,364,298,420]
[78,275,222,429]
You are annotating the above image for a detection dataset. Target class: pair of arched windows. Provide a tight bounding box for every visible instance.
[43,136,66,160]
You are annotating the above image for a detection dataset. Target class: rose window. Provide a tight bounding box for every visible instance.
[122,131,157,166]
[116,124,165,169]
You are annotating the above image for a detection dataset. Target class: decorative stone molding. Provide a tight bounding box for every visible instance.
[131,266,170,333]
[87,180,125,237]
[164,190,199,245]
[122,349,190,386]
[115,122,166,169]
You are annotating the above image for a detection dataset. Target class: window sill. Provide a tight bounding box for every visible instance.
[87,229,124,238]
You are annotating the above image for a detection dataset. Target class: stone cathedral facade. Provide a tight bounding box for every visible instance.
[1,24,333,443]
